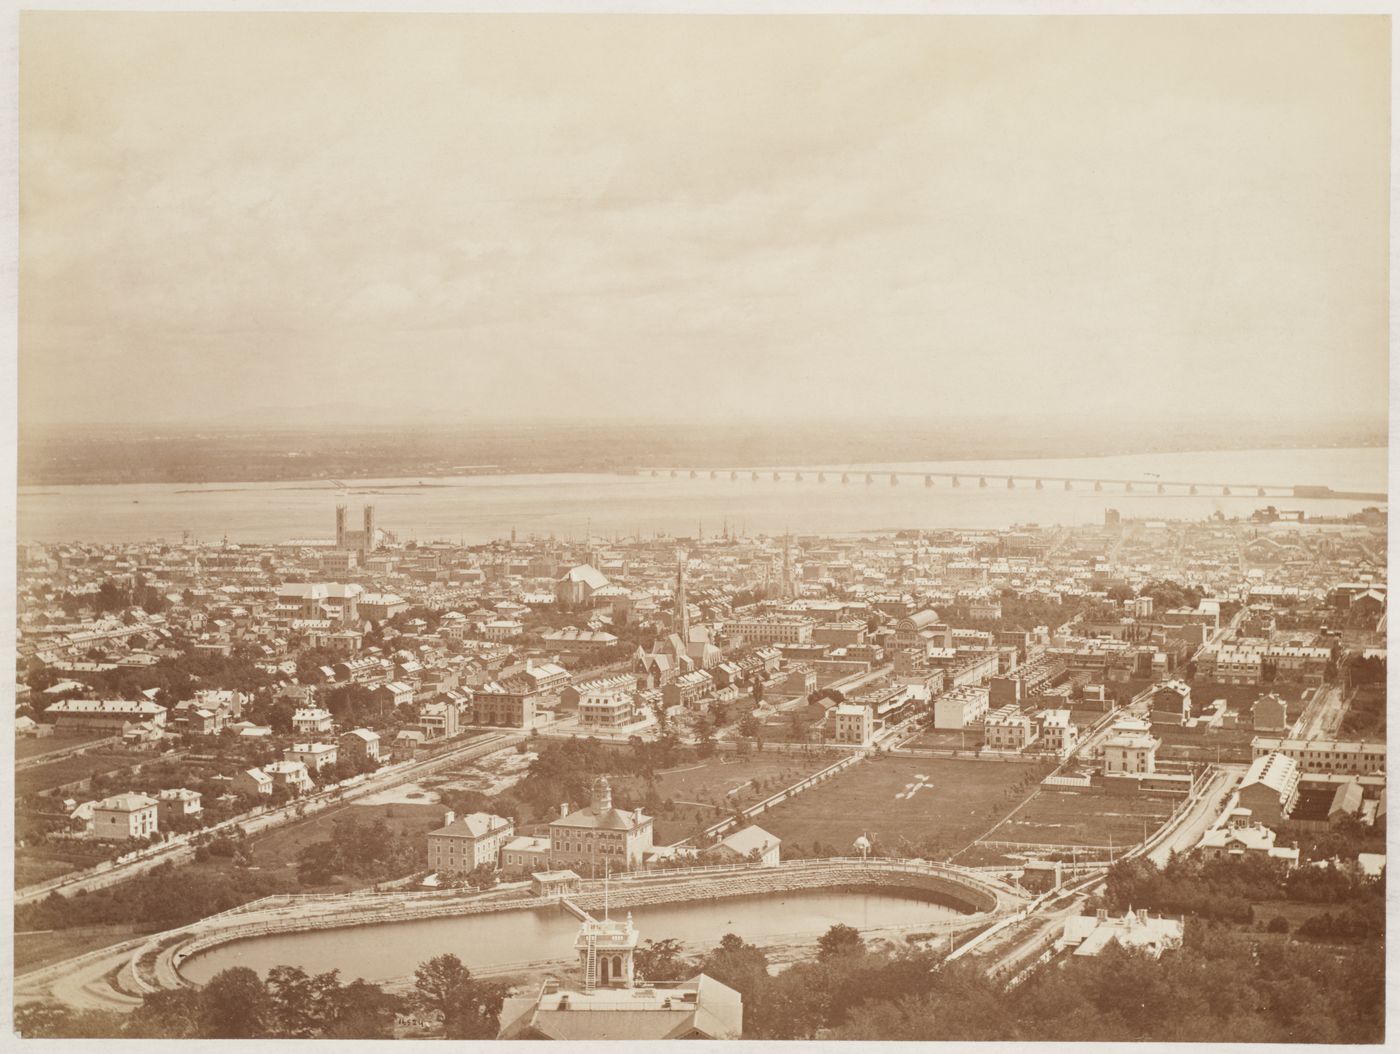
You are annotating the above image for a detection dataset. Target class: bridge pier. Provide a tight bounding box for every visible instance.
[925,475,934,487]
[795,472,803,481]
[1094,481,1102,491]
[709,470,716,479]
[1257,487,1266,497]
[670,470,677,478]
[773,471,781,482]
[979,477,988,488]
[730,471,738,481]
[1035,479,1043,489]
[818,472,826,483]
[841,473,849,484]
[1064,480,1072,490]
[890,474,898,486]
[1125,482,1133,493]
[1189,485,1197,495]
[952,476,960,487]
[689,469,697,478]
[1222,486,1231,496]
[1007,477,1015,488]
[866,474,874,484]
[1157,483,1165,494]
[752,471,759,481]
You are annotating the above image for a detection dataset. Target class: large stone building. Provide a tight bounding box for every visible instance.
[276,582,364,625]
[720,615,815,645]
[471,681,540,728]
[334,503,379,555]
[549,777,654,877]
[428,811,515,875]
[45,698,167,733]
[1249,737,1386,776]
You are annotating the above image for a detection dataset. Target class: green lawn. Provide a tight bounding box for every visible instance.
[15,731,113,762]
[755,755,1046,859]
[614,752,832,845]
[980,787,1176,850]
[904,729,984,750]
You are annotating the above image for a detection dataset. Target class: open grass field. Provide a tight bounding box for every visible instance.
[16,752,143,797]
[903,728,984,750]
[615,752,833,844]
[754,755,1045,858]
[15,731,113,762]
[977,786,1176,851]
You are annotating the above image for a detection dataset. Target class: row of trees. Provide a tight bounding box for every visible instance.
[16,953,504,1040]
[641,919,1382,1043]
[1102,852,1384,926]
[15,860,282,932]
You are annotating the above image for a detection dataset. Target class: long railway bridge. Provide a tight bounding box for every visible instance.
[642,468,1383,501]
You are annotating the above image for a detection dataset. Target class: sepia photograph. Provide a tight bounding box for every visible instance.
[7,2,1391,1045]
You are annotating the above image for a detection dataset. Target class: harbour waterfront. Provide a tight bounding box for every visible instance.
[178,888,965,984]
[16,447,1387,544]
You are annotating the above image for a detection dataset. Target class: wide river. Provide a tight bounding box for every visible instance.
[18,447,1386,544]
[179,888,965,984]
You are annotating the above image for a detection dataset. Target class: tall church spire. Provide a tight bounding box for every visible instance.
[674,549,689,640]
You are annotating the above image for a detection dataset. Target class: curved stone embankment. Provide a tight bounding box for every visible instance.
[575,866,1002,917]
[24,860,1023,1008]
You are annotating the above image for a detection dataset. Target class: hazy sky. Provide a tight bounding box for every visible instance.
[19,13,1390,427]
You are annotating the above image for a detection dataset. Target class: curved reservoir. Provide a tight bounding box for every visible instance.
[180,889,965,984]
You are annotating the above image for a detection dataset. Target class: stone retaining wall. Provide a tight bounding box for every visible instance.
[169,864,1002,986]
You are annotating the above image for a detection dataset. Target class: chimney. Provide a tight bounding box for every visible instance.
[443,810,455,826]
[1096,909,1108,921]
[560,803,570,818]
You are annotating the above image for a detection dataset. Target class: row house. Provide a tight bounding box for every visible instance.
[984,705,1039,752]
[662,670,714,709]
[1249,737,1386,776]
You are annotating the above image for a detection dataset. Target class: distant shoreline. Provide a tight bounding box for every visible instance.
[16,443,1387,492]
